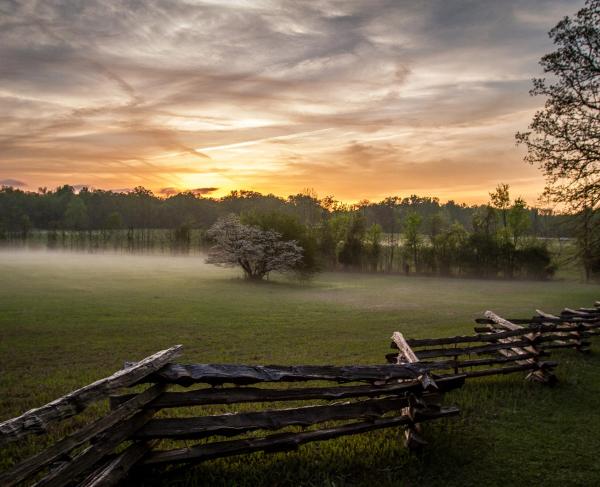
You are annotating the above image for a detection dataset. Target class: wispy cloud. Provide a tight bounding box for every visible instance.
[0,0,586,203]
[196,129,333,153]
[191,187,219,196]
[159,187,179,196]
[0,178,27,187]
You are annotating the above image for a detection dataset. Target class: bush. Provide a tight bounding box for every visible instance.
[515,243,556,279]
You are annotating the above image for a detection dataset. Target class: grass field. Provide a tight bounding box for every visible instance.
[1,250,600,486]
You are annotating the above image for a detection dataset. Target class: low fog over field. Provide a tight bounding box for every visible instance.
[1,248,596,320]
[0,248,226,280]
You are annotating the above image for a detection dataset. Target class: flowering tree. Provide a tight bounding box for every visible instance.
[206,215,303,280]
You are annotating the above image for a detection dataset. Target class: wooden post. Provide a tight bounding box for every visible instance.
[391,332,437,391]
[391,332,434,449]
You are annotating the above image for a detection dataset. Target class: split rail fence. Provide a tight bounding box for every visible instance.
[1,301,599,486]
[0,345,463,486]
[389,302,600,385]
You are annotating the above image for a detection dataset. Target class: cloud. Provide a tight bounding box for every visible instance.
[0,178,27,187]
[190,187,219,196]
[159,187,179,196]
[159,186,219,196]
[0,0,587,203]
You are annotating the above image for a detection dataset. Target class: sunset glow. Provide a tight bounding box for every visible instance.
[0,0,585,203]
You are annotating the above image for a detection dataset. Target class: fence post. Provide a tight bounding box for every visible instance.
[391,332,437,449]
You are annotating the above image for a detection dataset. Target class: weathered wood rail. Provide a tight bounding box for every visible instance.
[0,345,463,486]
[389,302,600,385]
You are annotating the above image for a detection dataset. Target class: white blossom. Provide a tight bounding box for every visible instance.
[206,215,303,280]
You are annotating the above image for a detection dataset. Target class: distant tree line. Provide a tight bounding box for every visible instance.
[0,184,575,237]
[0,183,584,279]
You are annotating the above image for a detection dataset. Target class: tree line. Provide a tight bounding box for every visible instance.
[0,184,574,237]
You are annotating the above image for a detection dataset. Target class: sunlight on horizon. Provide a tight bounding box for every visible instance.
[0,0,586,204]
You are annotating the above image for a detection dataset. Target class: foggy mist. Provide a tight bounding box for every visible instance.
[0,248,231,280]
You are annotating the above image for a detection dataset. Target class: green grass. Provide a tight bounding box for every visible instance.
[1,250,599,486]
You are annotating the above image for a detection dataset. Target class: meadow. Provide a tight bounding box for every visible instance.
[1,250,600,486]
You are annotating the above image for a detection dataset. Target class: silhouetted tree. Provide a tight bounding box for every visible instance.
[507,197,531,246]
[338,214,366,268]
[365,223,382,271]
[403,212,422,272]
[489,183,510,230]
[63,198,88,230]
[516,0,600,279]
[104,211,123,230]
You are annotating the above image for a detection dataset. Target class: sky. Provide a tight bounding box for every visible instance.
[0,0,587,204]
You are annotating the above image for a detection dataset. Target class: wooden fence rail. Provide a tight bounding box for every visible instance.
[0,346,183,447]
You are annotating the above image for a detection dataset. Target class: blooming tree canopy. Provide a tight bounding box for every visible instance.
[206,215,303,280]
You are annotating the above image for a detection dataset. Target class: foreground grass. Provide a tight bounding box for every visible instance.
[0,250,599,486]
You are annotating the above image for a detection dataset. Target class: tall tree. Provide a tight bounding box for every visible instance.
[507,197,531,247]
[489,183,510,230]
[516,0,600,278]
[63,198,88,230]
[403,212,422,272]
[338,214,366,268]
